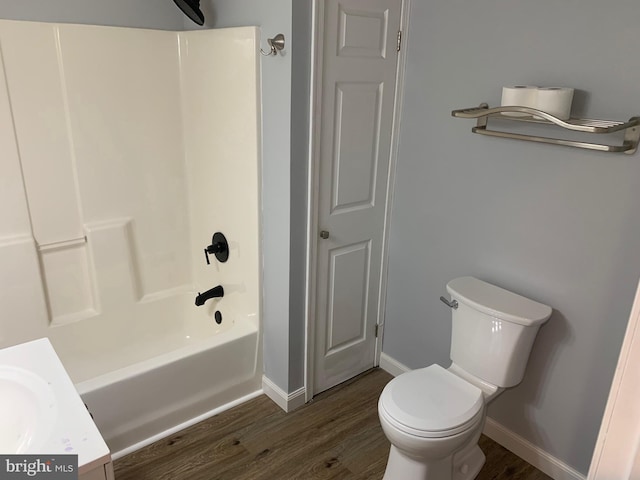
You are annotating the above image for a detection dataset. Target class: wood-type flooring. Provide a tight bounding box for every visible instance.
[114,368,552,480]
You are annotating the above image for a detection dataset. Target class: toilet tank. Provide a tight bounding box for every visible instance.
[447,277,552,388]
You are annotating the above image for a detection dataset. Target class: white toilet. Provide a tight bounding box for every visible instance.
[378,276,552,480]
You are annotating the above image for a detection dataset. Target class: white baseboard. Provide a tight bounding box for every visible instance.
[380,352,411,376]
[378,352,585,480]
[262,375,306,413]
[483,418,585,480]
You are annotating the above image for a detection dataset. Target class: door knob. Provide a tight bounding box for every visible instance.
[319,230,330,239]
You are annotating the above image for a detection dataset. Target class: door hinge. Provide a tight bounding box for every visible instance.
[375,324,380,337]
[397,30,402,52]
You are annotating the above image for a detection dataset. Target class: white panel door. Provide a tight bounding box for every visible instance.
[314,0,402,393]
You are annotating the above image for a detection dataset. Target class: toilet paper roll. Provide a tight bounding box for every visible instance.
[534,87,574,120]
[501,85,538,117]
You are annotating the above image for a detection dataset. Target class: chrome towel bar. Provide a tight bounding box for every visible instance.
[452,103,640,154]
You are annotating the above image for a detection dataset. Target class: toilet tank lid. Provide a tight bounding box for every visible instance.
[446,277,552,326]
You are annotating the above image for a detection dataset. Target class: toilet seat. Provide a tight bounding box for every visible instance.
[379,364,484,438]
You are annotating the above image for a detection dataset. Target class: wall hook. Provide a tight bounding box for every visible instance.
[261,33,285,56]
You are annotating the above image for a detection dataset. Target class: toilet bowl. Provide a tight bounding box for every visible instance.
[378,365,487,480]
[378,277,552,480]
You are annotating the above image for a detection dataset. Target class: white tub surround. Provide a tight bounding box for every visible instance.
[0,21,261,454]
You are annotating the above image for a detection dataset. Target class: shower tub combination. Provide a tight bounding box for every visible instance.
[0,20,262,456]
[49,297,261,456]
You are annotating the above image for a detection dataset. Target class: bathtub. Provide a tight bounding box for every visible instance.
[47,294,262,457]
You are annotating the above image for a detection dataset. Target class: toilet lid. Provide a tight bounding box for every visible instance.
[379,365,483,436]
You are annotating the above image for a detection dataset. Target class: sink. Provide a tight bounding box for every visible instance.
[0,366,57,454]
[0,338,111,472]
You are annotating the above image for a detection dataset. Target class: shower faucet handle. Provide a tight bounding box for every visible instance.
[204,245,223,265]
[204,232,229,264]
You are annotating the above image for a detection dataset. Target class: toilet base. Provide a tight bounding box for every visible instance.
[453,444,485,480]
[382,445,451,480]
[381,443,486,480]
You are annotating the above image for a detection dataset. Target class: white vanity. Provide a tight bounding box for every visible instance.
[0,338,114,479]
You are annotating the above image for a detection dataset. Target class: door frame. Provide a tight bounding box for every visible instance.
[304,0,412,401]
[588,277,640,479]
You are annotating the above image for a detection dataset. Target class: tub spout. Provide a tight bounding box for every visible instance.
[195,285,224,306]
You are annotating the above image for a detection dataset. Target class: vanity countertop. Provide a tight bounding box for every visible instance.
[0,338,111,474]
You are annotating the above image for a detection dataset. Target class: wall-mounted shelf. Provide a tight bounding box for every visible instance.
[451,103,640,154]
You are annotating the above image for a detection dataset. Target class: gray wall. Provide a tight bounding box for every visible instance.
[383,0,640,474]
[289,0,313,391]
[0,0,183,29]
[7,2,632,472]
